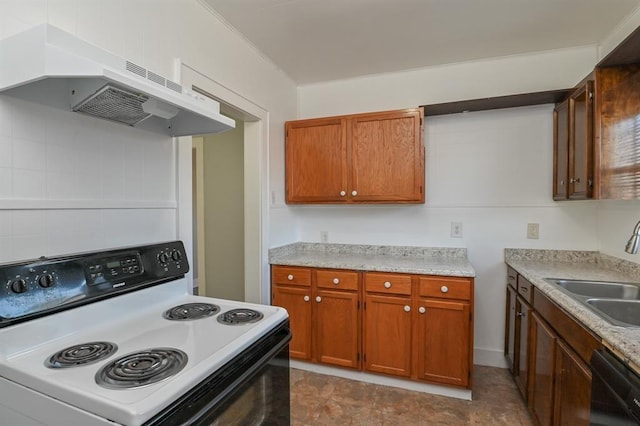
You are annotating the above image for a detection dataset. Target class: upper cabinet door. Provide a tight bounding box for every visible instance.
[349,109,425,203]
[553,100,569,200]
[568,80,594,200]
[285,117,348,203]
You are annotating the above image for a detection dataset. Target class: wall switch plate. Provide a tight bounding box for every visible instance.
[320,231,329,243]
[527,223,539,239]
[451,222,463,238]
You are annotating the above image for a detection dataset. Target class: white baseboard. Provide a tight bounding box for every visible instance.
[290,360,473,401]
[474,347,509,368]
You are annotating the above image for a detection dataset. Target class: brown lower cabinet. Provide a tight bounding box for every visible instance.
[504,267,602,425]
[272,265,475,389]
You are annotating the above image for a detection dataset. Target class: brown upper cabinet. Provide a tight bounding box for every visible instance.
[553,79,595,200]
[285,108,425,204]
[553,65,640,200]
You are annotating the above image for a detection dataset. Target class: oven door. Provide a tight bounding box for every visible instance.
[145,321,291,426]
[590,348,640,425]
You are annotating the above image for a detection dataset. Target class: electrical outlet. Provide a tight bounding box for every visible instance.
[451,222,463,238]
[320,231,329,243]
[527,223,539,239]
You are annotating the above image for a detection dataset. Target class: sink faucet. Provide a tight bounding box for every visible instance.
[626,220,640,254]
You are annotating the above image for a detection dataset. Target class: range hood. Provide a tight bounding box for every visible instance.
[0,24,235,136]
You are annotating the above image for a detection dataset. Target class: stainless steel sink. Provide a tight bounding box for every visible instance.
[551,279,640,300]
[586,299,640,327]
[545,278,640,327]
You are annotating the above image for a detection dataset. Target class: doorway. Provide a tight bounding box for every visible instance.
[192,121,245,301]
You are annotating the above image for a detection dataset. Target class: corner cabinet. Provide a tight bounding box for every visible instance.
[285,107,425,204]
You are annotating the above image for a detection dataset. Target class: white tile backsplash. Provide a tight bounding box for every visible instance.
[0,136,13,168]
[0,211,13,237]
[0,168,12,198]
[13,169,46,198]
[13,138,46,170]
[13,210,46,236]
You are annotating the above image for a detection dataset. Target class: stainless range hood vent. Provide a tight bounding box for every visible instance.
[0,25,235,137]
[73,85,152,126]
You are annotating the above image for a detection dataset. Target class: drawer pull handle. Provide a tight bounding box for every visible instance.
[419,307,426,314]
[404,305,411,312]
[315,296,322,303]
[303,295,310,302]
[333,278,340,284]
[287,274,294,281]
[520,287,528,292]
[441,286,449,293]
[384,281,392,289]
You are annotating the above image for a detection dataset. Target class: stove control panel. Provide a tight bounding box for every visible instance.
[0,240,189,327]
[86,253,143,286]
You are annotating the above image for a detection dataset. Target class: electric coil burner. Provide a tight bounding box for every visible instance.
[96,348,187,389]
[46,342,118,369]
[0,240,291,426]
[163,302,220,321]
[217,308,264,325]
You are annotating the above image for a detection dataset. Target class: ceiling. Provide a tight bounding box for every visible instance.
[203,0,640,85]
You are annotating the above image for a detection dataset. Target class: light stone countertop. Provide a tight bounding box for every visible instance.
[269,242,476,278]
[505,248,640,369]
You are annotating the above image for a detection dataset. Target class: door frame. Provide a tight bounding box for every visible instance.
[176,64,269,304]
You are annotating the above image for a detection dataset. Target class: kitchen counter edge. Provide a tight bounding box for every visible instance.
[269,242,476,278]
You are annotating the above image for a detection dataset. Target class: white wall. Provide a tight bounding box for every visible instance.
[294,47,606,366]
[1,1,298,265]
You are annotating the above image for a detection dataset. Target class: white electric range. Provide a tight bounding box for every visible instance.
[0,241,290,426]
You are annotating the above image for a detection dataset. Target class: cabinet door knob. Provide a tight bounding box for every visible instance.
[419,307,426,314]
[340,190,346,196]
[333,278,340,284]
[441,286,449,293]
[315,296,322,303]
[569,177,581,184]
[303,295,310,302]
[351,190,358,196]
[404,305,411,312]
[287,274,294,281]
[516,312,524,317]
[384,281,392,289]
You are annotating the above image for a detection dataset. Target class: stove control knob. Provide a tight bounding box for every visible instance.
[158,252,170,264]
[171,250,182,261]
[38,274,54,288]
[10,279,27,294]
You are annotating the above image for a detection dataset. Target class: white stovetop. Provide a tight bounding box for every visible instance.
[0,279,288,425]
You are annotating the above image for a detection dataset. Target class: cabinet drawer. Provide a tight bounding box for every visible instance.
[517,276,534,304]
[507,267,517,289]
[272,266,311,286]
[365,273,411,295]
[316,269,359,291]
[418,276,472,300]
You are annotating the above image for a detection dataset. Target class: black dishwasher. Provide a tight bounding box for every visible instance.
[591,349,640,425]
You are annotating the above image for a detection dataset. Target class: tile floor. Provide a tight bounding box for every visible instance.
[290,366,533,425]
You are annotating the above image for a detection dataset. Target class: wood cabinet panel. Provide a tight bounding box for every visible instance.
[364,272,412,295]
[418,276,471,300]
[515,295,531,399]
[568,81,594,199]
[517,275,533,304]
[272,265,311,286]
[364,293,412,377]
[316,269,359,291]
[529,311,558,426]
[349,109,424,202]
[285,117,347,203]
[315,289,360,368]
[271,285,312,360]
[553,340,591,426]
[554,100,569,200]
[415,299,470,387]
[505,285,517,374]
